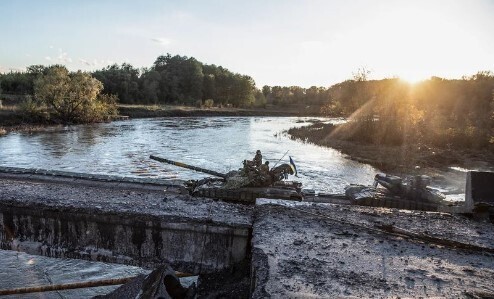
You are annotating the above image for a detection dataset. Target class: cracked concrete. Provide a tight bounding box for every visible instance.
[251,199,494,298]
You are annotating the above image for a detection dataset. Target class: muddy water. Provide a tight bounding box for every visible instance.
[0,117,378,297]
[0,117,377,193]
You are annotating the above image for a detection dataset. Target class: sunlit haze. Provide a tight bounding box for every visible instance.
[1,0,493,87]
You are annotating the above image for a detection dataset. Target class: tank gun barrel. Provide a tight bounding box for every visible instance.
[150,155,227,179]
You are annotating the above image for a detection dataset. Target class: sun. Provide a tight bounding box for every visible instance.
[398,72,430,85]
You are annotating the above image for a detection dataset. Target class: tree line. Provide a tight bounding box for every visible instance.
[91,54,262,107]
[0,55,260,108]
[321,72,494,149]
[1,54,341,110]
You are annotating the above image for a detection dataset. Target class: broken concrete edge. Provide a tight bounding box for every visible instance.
[1,239,136,265]
[0,197,252,231]
[0,238,239,274]
[249,247,270,299]
[0,204,251,273]
[0,201,252,233]
[0,166,185,191]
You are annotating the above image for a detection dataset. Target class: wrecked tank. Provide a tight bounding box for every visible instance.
[345,173,447,211]
[150,155,302,203]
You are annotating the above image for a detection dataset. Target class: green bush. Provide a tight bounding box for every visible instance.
[32,66,117,124]
[204,99,214,108]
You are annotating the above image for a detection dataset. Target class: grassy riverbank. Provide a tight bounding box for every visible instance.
[287,122,494,176]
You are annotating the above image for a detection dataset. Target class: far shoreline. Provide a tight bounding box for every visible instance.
[0,104,324,135]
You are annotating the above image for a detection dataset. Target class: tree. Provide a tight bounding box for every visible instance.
[262,85,271,97]
[151,54,204,104]
[0,72,33,95]
[202,73,216,102]
[93,63,140,103]
[254,90,267,107]
[231,75,255,107]
[352,67,371,82]
[139,69,160,104]
[33,66,116,123]
[26,65,48,76]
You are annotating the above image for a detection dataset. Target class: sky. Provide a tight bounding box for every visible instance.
[1,0,493,87]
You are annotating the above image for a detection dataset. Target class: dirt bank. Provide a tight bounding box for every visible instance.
[287,122,494,177]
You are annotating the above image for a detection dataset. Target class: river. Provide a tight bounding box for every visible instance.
[0,116,378,193]
[0,116,378,297]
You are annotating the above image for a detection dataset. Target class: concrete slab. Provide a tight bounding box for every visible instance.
[0,175,252,227]
[0,173,253,274]
[465,171,494,212]
[251,199,494,298]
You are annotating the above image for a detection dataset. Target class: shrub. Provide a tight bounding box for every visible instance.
[204,99,214,108]
[32,66,117,124]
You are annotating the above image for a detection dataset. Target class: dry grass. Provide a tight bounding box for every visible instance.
[0,104,19,112]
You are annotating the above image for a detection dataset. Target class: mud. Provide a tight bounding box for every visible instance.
[251,199,494,298]
[196,259,251,298]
